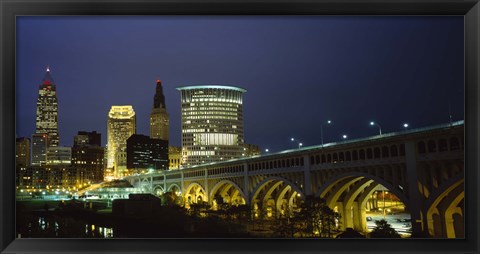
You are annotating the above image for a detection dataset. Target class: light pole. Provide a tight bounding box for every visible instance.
[370,121,382,135]
[321,120,332,146]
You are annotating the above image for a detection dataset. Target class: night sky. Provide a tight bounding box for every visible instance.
[16,16,464,152]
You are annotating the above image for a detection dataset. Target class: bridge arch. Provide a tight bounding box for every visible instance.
[152,185,164,196]
[209,180,247,207]
[167,183,182,194]
[425,176,464,238]
[317,171,408,208]
[184,182,208,205]
[250,176,304,218]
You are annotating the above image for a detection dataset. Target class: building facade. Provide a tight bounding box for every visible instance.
[36,67,59,147]
[107,105,136,177]
[72,131,105,183]
[16,137,30,168]
[168,146,182,170]
[126,134,168,173]
[149,80,169,141]
[74,131,101,147]
[177,85,246,166]
[46,146,72,165]
[243,143,261,157]
[31,133,49,166]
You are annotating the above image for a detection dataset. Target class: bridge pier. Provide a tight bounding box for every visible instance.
[405,141,424,236]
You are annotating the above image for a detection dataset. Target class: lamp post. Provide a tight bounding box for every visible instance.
[370,121,382,135]
[321,120,332,146]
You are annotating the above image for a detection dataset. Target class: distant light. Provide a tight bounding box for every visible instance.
[265,149,269,152]
[342,135,347,139]
[46,66,50,72]
[156,79,161,83]
[370,122,375,126]
[290,138,294,141]
[327,120,331,124]
[403,123,409,128]
[299,143,303,146]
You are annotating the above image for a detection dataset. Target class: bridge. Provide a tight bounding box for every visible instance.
[124,121,464,238]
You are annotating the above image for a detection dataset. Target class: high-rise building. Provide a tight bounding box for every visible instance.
[16,137,31,168]
[31,133,49,166]
[177,85,246,166]
[36,66,59,147]
[126,134,168,173]
[72,131,105,184]
[107,105,136,177]
[150,80,169,141]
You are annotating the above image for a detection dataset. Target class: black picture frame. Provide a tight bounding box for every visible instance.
[1,0,479,253]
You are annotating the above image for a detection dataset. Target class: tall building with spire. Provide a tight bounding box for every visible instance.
[149,80,169,141]
[107,105,136,177]
[36,66,59,147]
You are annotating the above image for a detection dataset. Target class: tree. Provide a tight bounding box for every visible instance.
[369,219,401,238]
[161,191,181,207]
[295,196,341,237]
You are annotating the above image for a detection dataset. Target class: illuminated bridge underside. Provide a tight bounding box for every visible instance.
[125,121,464,238]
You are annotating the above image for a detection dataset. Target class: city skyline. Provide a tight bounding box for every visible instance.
[16,16,464,151]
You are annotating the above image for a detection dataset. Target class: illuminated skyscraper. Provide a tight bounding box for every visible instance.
[150,80,169,141]
[35,66,59,147]
[107,105,136,177]
[177,85,246,166]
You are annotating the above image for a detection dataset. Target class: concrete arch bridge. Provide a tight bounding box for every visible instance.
[125,121,464,238]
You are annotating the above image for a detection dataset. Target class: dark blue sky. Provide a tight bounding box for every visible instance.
[16,16,464,152]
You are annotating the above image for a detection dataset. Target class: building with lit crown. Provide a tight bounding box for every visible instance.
[36,66,60,147]
[177,85,246,166]
[150,80,169,141]
[107,105,136,177]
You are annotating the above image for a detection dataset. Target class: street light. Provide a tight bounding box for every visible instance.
[290,138,303,149]
[321,120,332,146]
[403,123,409,128]
[370,121,382,135]
[265,149,269,153]
[342,134,348,139]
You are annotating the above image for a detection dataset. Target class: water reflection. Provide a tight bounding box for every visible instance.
[17,215,113,238]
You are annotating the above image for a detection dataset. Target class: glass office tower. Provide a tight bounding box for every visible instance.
[177,85,246,166]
